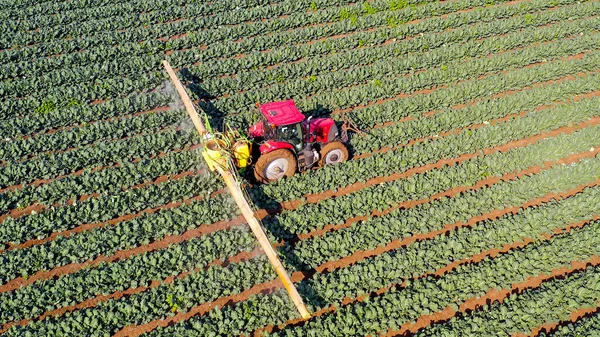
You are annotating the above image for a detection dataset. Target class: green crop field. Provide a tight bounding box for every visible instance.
[1,0,600,336]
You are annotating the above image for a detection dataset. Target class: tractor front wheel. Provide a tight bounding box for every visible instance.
[254,149,297,183]
[319,141,348,166]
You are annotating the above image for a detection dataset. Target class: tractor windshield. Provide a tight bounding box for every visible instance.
[277,123,303,151]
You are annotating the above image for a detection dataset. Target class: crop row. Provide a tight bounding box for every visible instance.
[139,204,600,336]
[1,0,551,110]
[0,173,222,248]
[191,0,581,81]
[2,0,348,47]
[0,148,203,212]
[0,0,187,33]
[0,191,239,285]
[0,108,185,162]
[273,220,600,337]
[0,0,278,27]
[348,58,600,154]
[217,17,600,120]
[289,154,600,276]
[168,0,479,68]
[0,0,567,111]
[203,9,600,97]
[0,127,198,189]
[0,0,428,66]
[306,181,600,306]
[6,158,599,336]
[0,225,257,326]
[0,0,519,79]
[0,0,472,103]
[0,90,171,133]
[538,311,600,337]
[257,76,600,203]
[1,70,164,120]
[414,267,600,336]
[0,53,165,100]
[3,0,362,52]
[271,120,600,245]
[0,0,358,97]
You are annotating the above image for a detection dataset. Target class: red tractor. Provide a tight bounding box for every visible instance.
[247,100,349,183]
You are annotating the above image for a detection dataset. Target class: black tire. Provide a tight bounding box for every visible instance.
[254,149,297,183]
[319,141,348,167]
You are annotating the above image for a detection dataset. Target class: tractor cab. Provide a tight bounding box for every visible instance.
[248,100,349,183]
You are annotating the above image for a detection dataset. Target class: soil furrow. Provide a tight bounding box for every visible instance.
[0,214,245,294]
[0,186,227,253]
[0,169,200,223]
[254,217,599,336]
[0,143,203,195]
[0,246,263,333]
[514,305,600,337]
[381,255,600,337]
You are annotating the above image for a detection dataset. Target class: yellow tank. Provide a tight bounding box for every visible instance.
[233,140,251,169]
[202,139,227,171]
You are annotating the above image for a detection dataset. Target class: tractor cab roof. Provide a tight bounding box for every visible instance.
[259,100,305,126]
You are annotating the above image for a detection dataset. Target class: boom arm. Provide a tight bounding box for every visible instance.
[162,60,311,319]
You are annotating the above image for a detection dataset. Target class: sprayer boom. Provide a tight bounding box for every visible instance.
[162,60,311,320]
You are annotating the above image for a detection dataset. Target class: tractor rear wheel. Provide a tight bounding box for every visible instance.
[254,149,297,183]
[319,141,348,166]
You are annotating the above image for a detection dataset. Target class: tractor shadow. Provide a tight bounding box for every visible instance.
[179,71,358,308]
[246,179,329,310]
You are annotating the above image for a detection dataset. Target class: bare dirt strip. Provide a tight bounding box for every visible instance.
[0,213,245,294]
[0,185,226,255]
[201,0,532,77]
[0,246,263,334]
[0,168,199,224]
[4,120,597,333]
[255,217,600,337]
[514,305,600,337]
[115,162,600,337]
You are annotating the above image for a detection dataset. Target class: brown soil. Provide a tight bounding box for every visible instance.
[514,304,600,337]
[383,255,600,336]
[0,245,262,333]
[0,169,200,226]
[0,214,245,294]
[257,220,599,337]
[1,186,226,253]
